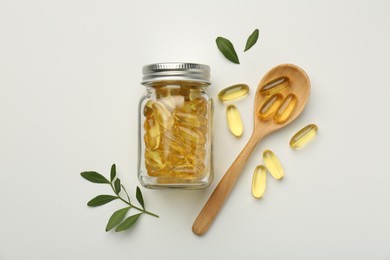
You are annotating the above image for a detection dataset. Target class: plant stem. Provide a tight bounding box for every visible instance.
[110,182,159,218]
[121,184,131,203]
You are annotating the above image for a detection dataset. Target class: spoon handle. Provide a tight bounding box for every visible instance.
[192,132,263,236]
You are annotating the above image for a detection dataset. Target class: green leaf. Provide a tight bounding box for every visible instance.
[136,186,145,209]
[105,207,130,232]
[114,179,121,194]
[244,29,259,52]
[115,213,142,232]
[87,195,118,207]
[216,37,240,64]
[81,171,110,184]
[110,164,116,182]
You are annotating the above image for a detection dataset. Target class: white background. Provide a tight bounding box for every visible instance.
[1,0,389,259]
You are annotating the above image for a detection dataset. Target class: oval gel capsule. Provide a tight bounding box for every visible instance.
[226,104,243,137]
[263,150,284,180]
[252,165,267,199]
[274,94,297,124]
[143,100,154,117]
[258,94,283,120]
[218,84,249,102]
[290,124,318,149]
[144,117,160,150]
[152,101,174,129]
[260,76,289,96]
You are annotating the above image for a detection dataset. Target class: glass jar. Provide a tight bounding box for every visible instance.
[138,62,214,189]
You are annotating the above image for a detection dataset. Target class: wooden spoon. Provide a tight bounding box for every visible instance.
[192,64,311,236]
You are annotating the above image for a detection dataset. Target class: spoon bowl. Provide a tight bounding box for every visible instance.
[253,64,310,134]
[192,63,311,236]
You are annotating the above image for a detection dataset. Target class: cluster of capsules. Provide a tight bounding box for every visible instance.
[258,76,297,123]
[218,77,318,198]
[252,77,318,198]
[143,87,210,179]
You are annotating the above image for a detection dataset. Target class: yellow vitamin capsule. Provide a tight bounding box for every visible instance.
[290,124,318,149]
[191,97,208,115]
[263,150,284,180]
[162,131,191,153]
[174,112,207,128]
[274,94,297,124]
[145,150,166,171]
[144,117,160,150]
[226,105,243,137]
[260,76,289,96]
[143,100,154,117]
[252,165,267,199]
[218,84,249,102]
[152,101,174,129]
[166,152,187,165]
[187,149,206,166]
[169,164,197,177]
[175,126,206,144]
[159,96,177,112]
[258,94,283,120]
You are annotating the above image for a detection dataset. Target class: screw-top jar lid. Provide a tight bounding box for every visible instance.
[141,62,211,85]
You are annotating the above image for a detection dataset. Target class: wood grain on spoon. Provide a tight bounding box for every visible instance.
[192,64,310,236]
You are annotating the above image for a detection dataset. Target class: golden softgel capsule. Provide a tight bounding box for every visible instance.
[226,104,243,137]
[218,84,249,102]
[263,150,284,180]
[252,165,267,199]
[274,94,297,124]
[258,93,283,120]
[290,124,318,149]
[139,62,213,189]
[260,76,289,96]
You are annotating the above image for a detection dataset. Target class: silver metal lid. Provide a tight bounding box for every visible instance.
[141,62,211,85]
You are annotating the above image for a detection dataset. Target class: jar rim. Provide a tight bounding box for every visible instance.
[141,62,211,85]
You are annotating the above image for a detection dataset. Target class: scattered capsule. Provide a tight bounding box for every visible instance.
[274,94,297,124]
[152,101,174,129]
[143,100,154,117]
[263,150,284,180]
[218,84,249,102]
[260,76,289,96]
[226,104,243,137]
[252,165,267,199]
[258,94,283,120]
[290,124,318,149]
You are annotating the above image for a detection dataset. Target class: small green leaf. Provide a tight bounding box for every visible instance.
[81,171,110,184]
[105,207,130,231]
[87,195,118,207]
[136,186,145,209]
[110,164,116,182]
[115,213,142,232]
[216,37,240,64]
[114,179,121,194]
[244,29,259,52]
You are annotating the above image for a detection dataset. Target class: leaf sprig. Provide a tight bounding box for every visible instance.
[81,164,159,232]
